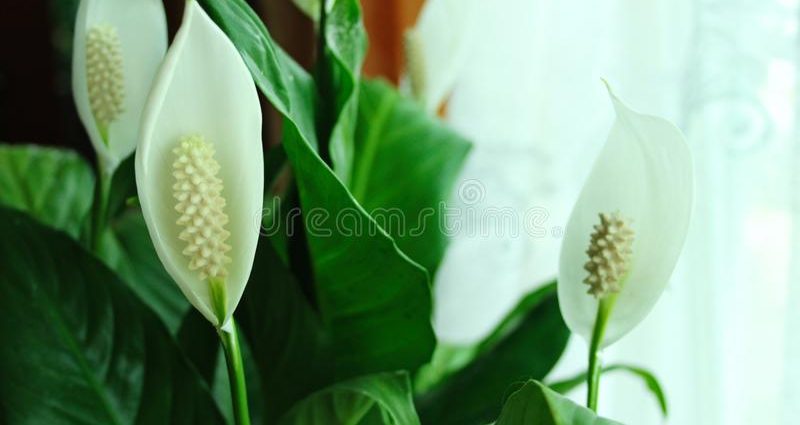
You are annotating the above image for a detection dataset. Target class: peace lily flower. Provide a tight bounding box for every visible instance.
[136,1,264,332]
[405,0,478,114]
[557,82,693,410]
[558,82,693,345]
[73,0,167,172]
[403,29,427,106]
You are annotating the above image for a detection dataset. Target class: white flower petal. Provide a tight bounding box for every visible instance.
[136,1,264,328]
[72,0,167,171]
[557,83,693,347]
[410,0,478,113]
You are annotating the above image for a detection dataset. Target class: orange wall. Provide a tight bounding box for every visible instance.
[361,0,425,84]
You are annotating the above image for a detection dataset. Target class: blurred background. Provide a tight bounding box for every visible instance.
[2,0,799,424]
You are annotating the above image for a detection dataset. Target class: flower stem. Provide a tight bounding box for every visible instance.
[218,321,251,425]
[89,160,112,253]
[586,298,613,411]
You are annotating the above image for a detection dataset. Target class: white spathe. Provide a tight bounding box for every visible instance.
[73,0,167,172]
[409,0,479,114]
[557,83,693,347]
[136,1,264,330]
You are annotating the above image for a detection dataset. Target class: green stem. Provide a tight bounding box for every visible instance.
[90,160,112,253]
[218,321,251,425]
[586,297,613,412]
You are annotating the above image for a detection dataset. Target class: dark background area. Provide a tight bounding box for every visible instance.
[0,0,424,165]
[0,0,313,164]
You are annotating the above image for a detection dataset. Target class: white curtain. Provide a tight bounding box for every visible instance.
[429,0,800,423]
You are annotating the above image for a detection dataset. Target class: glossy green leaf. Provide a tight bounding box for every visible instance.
[239,236,430,423]
[292,0,319,20]
[198,0,295,123]
[177,308,220,386]
[278,372,420,425]
[0,144,93,237]
[106,154,138,218]
[278,77,436,381]
[416,283,561,393]
[100,155,190,334]
[0,206,225,424]
[316,0,367,182]
[351,79,471,274]
[262,143,291,232]
[0,147,188,333]
[416,283,570,425]
[289,0,367,161]
[413,343,477,394]
[236,238,331,422]
[101,210,190,334]
[201,0,435,382]
[414,279,561,395]
[495,381,622,425]
[548,364,668,417]
[477,281,562,353]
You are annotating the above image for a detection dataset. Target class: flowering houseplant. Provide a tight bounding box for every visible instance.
[0,0,690,424]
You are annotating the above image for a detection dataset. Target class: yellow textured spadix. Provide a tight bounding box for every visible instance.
[86,24,125,131]
[583,212,634,298]
[172,135,231,281]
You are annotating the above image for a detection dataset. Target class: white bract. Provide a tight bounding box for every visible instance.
[405,0,478,113]
[73,0,167,172]
[136,1,264,330]
[558,83,693,347]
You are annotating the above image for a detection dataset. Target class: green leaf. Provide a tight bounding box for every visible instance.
[177,309,221,386]
[106,154,138,218]
[0,144,93,237]
[238,236,430,423]
[237,238,331,421]
[0,146,188,333]
[201,0,435,383]
[100,156,190,334]
[415,282,563,393]
[0,206,225,424]
[495,381,622,425]
[476,281,563,354]
[413,343,478,394]
[198,0,296,124]
[351,79,471,274]
[416,283,570,425]
[101,210,190,334]
[316,0,367,182]
[548,365,668,417]
[278,372,421,425]
[292,0,319,20]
